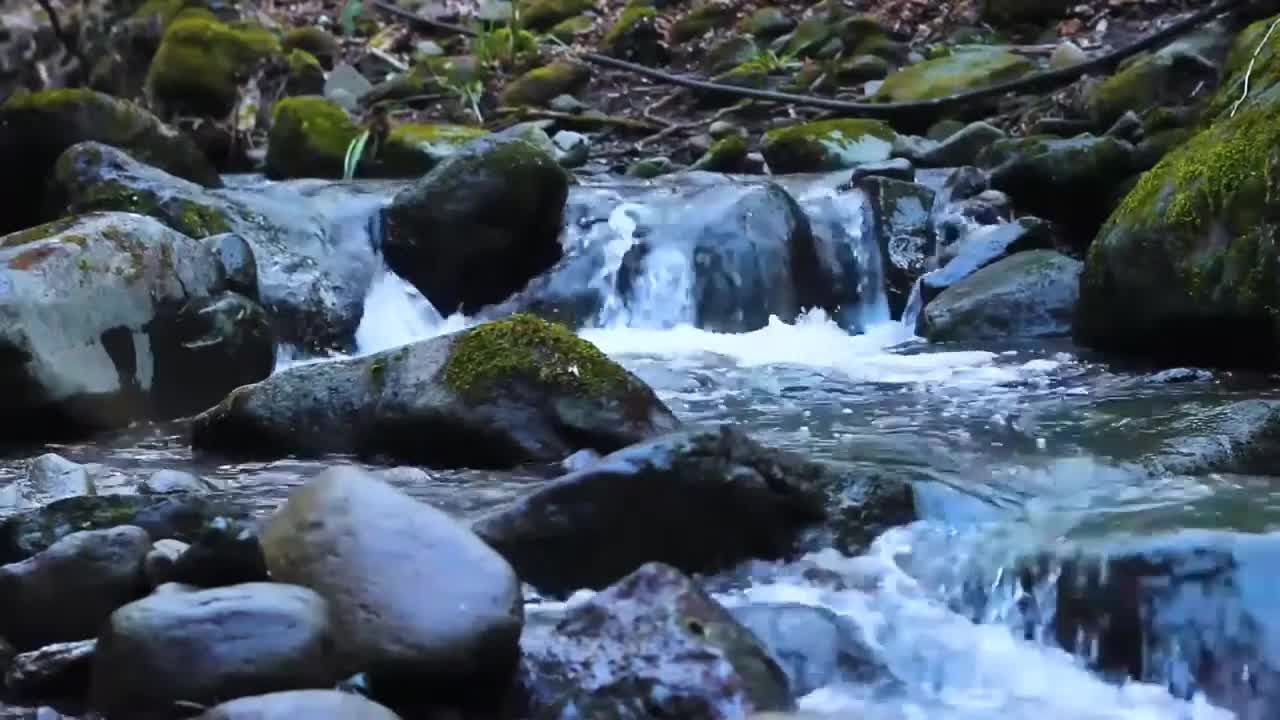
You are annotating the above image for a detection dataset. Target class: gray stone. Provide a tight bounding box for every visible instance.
[5,639,96,701]
[551,130,589,168]
[847,157,915,184]
[25,455,95,501]
[923,217,1055,306]
[0,526,150,650]
[730,603,889,696]
[858,177,937,319]
[198,690,402,719]
[260,468,523,693]
[140,469,219,495]
[90,583,340,717]
[921,250,1083,341]
[918,121,1007,168]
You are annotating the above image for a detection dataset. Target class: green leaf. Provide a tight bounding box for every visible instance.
[344,129,371,180]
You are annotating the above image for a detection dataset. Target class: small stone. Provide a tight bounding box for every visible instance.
[709,120,745,139]
[169,517,268,588]
[552,130,589,168]
[140,469,218,495]
[548,94,586,113]
[626,156,677,179]
[324,63,374,112]
[1050,40,1088,70]
[846,157,915,184]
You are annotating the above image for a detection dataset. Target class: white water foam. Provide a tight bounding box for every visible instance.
[353,267,472,354]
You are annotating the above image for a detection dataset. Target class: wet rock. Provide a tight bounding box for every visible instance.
[473,426,829,595]
[730,603,889,696]
[689,135,749,173]
[916,121,1006,168]
[0,88,218,235]
[261,468,522,702]
[859,177,937,320]
[145,15,282,116]
[384,134,569,315]
[1051,530,1280,720]
[520,563,794,717]
[737,7,794,39]
[263,96,359,179]
[1145,399,1280,476]
[922,217,1055,306]
[3,455,96,510]
[983,134,1136,246]
[626,156,677,178]
[201,233,258,301]
[1086,46,1222,128]
[921,250,1082,341]
[519,0,593,31]
[600,5,665,66]
[193,314,678,466]
[846,157,915,184]
[0,493,250,564]
[169,517,268,588]
[943,165,989,200]
[874,47,1034,103]
[762,119,896,174]
[197,690,403,720]
[282,27,341,70]
[500,60,591,107]
[0,526,150,651]
[4,639,96,702]
[670,2,737,43]
[90,582,341,717]
[143,538,189,588]
[551,130,589,168]
[837,54,891,83]
[140,469,218,495]
[0,212,271,439]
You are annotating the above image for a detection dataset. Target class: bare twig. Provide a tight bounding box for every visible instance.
[1231,15,1280,117]
[367,46,409,72]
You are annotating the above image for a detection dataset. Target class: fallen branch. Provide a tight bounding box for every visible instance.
[34,0,89,73]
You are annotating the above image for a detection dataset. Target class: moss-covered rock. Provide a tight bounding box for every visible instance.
[669,2,737,43]
[548,14,595,43]
[500,60,591,107]
[1076,86,1280,367]
[146,16,282,116]
[837,54,891,83]
[627,156,678,178]
[761,119,896,174]
[1085,49,1219,127]
[982,0,1073,27]
[473,27,541,69]
[601,5,665,66]
[737,7,793,39]
[285,50,326,96]
[519,0,593,31]
[282,26,340,70]
[360,55,488,107]
[0,88,219,235]
[922,250,1082,341]
[785,16,838,58]
[690,135,750,173]
[264,97,360,180]
[378,123,489,176]
[874,46,1035,102]
[1202,14,1280,122]
[704,61,769,103]
[703,36,758,75]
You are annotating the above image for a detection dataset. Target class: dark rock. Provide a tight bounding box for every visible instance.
[846,157,915,184]
[0,493,250,565]
[1085,45,1224,128]
[90,582,341,717]
[201,233,258,300]
[730,603,890,696]
[859,177,937,319]
[500,61,591,108]
[762,119,896,174]
[0,212,272,438]
[921,250,1082,341]
[260,467,522,703]
[943,166,989,201]
[519,563,794,717]
[143,539,189,588]
[737,7,795,39]
[983,0,1073,26]
[703,36,759,75]
[1144,399,1280,476]
[282,27,342,70]
[197,690,403,719]
[383,134,570,315]
[0,527,150,651]
[600,5,666,66]
[145,16,282,117]
[5,639,96,702]
[473,426,829,595]
[922,217,1055,306]
[0,88,218,235]
[192,314,679,467]
[169,517,268,588]
[916,121,1006,168]
[1104,110,1144,143]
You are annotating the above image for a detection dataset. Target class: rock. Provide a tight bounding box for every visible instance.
[626,156,677,178]
[473,426,829,595]
[703,36,759,75]
[785,14,841,58]
[378,123,491,177]
[709,120,745,139]
[983,134,1136,246]
[921,217,1055,306]
[762,119,896,174]
[737,7,794,39]
[730,603,889,696]
[670,2,737,43]
[383,134,569,315]
[916,121,1006,168]
[600,5,664,66]
[500,60,590,107]
[520,563,794,717]
[140,469,217,495]
[551,130,589,168]
[284,49,326,96]
[264,96,359,179]
[197,690,403,720]
[548,15,595,44]
[846,157,915,183]
[518,0,592,31]
[837,54,891,83]
[325,62,375,111]
[0,212,273,438]
[874,46,1035,103]
[23,455,95,504]
[0,493,249,564]
[282,26,341,70]
[90,583,341,716]
[0,88,218,235]
[1049,40,1088,70]
[689,134,749,172]
[1202,14,1280,121]
[260,467,522,700]
[1144,400,1280,477]
[921,250,1082,341]
[4,639,96,702]
[192,314,679,466]
[145,15,282,116]
[202,233,258,301]
[982,0,1073,26]
[0,526,150,651]
[166,516,268,588]
[859,177,937,319]
[1086,46,1222,128]
[943,165,989,201]
[143,538,189,588]
[1105,110,1144,143]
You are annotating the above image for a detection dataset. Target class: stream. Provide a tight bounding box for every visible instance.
[5,169,1280,719]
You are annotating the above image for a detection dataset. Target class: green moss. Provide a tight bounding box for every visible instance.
[786,16,837,57]
[285,49,326,95]
[761,118,896,173]
[737,7,792,38]
[282,26,340,69]
[519,0,593,30]
[0,217,80,248]
[264,96,360,179]
[874,47,1034,102]
[146,16,282,115]
[1203,14,1280,121]
[500,60,590,106]
[474,27,541,68]
[549,15,595,42]
[670,3,737,43]
[691,134,749,172]
[602,5,657,53]
[443,314,633,399]
[132,0,205,24]
[378,123,487,176]
[711,61,769,91]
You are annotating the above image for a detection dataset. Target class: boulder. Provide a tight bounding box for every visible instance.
[168,517,268,588]
[145,15,282,116]
[519,0,593,31]
[0,493,250,564]
[1143,399,1280,477]
[982,134,1136,246]
[599,5,664,66]
[500,60,590,107]
[4,639,96,702]
[762,119,896,174]
[264,96,360,179]
[1076,78,1280,368]
[198,690,402,720]
[0,212,273,439]
[915,121,1006,168]
[260,467,523,699]
[859,177,937,319]
[201,232,258,299]
[383,134,570,315]
[0,88,218,235]
[0,454,96,511]
[730,603,890,696]
[473,426,829,595]
[192,314,679,466]
[0,526,150,651]
[921,217,1055,305]
[670,3,738,43]
[90,582,341,717]
[921,250,1082,341]
[520,563,793,718]
[874,47,1034,103]
[1085,48,1220,127]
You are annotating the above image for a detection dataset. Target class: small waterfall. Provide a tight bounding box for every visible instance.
[353,266,470,354]
[901,279,925,332]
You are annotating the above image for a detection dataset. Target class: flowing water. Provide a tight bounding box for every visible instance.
[5,171,1280,719]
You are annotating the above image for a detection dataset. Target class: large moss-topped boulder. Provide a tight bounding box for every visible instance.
[264,97,360,179]
[499,60,591,107]
[1076,86,1280,367]
[0,88,219,235]
[383,134,570,314]
[762,119,896,173]
[519,0,593,31]
[874,47,1035,102]
[146,15,282,116]
[191,314,681,467]
[1085,48,1220,127]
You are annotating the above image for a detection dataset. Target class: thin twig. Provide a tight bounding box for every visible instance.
[367,46,409,72]
[1231,15,1280,117]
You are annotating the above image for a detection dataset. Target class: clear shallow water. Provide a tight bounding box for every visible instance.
[5,175,1280,718]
